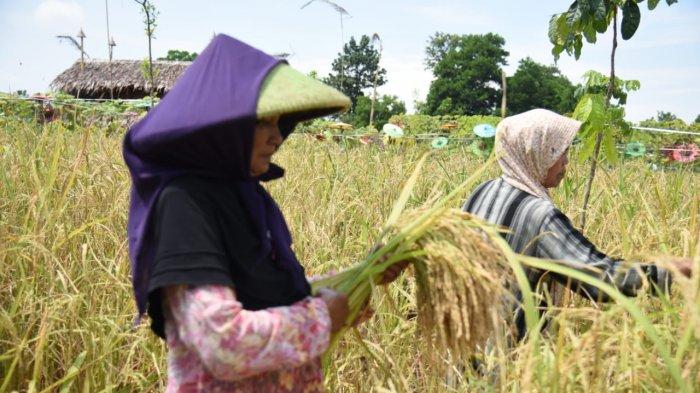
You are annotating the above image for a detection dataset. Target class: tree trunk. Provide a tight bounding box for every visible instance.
[580,8,618,229]
[369,72,378,128]
[147,15,155,107]
[106,0,114,99]
[501,69,507,117]
[339,13,344,93]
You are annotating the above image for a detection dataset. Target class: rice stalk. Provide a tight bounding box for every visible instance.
[408,209,512,357]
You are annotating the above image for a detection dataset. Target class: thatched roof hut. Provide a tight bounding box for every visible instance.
[51,59,191,99]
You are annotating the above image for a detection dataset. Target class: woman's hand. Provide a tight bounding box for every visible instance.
[316,288,349,333]
[378,261,411,285]
[370,243,411,285]
[665,257,693,278]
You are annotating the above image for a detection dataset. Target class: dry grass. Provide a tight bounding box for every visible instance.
[1,119,698,392]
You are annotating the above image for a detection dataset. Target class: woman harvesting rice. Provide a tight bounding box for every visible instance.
[123,35,406,392]
[463,109,693,341]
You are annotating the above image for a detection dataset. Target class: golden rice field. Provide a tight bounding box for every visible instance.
[1,119,698,392]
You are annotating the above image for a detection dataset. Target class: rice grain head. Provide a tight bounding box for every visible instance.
[403,209,512,359]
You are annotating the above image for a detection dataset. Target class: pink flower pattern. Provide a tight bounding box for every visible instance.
[162,284,331,392]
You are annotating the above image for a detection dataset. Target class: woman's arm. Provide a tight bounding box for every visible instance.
[163,284,330,381]
[536,209,672,301]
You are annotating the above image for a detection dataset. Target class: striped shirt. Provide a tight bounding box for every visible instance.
[463,178,671,339]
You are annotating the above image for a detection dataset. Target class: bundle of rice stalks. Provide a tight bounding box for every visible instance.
[407,209,511,356]
[312,154,518,359]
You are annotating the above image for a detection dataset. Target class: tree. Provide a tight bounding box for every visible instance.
[507,57,577,115]
[695,114,700,124]
[656,111,677,122]
[158,49,197,61]
[423,32,462,70]
[325,35,387,107]
[549,0,678,229]
[423,33,508,116]
[346,95,405,129]
[134,0,158,105]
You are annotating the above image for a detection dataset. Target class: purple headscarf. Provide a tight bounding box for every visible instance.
[123,34,309,317]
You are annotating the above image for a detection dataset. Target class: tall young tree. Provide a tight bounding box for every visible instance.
[549,0,679,229]
[423,33,508,116]
[134,0,158,104]
[325,35,387,107]
[507,57,577,115]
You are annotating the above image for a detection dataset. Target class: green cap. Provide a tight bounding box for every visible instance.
[257,64,351,121]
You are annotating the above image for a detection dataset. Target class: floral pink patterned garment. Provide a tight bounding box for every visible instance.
[162,284,331,392]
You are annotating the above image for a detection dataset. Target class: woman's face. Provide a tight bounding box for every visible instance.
[250,115,282,177]
[543,147,569,188]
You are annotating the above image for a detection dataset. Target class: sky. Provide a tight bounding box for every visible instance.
[0,0,698,123]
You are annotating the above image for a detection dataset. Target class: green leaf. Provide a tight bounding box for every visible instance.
[573,95,594,122]
[557,13,571,41]
[574,34,583,59]
[624,79,641,91]
[665,0,678,5]
[578,127,598,161]
[582,70,606,89]
[583,23,597,43]
[602,129,619,164]
[551,45,565,61]
[578,0,593,14]
[621,1,641,40]
[593,0,608,20]
[620,121,632,134]
[566,1,583,27]
[648,0,660,9]
[573,93,606,128]
[593,16,608,33]
[548,14,559,44]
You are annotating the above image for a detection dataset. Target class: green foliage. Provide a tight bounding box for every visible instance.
[135,0,158,37]
[158,49,197,61]
[423,33,508,116]
[655,111,677,122]
[575,70,640,105]
[695,114,700,124]
[639,117,700,133]
[549,0,679,60]
[423,32,462,70]
[572,93,624,163]
[620,0,641,40]
[325,35,387,107]
[345,95,406,129]
[388,114,501,137]
[140,58,160,87]
[0,93,36,120]
[134,0,158,100]
[507,57,578,115]
[0,92,150,134]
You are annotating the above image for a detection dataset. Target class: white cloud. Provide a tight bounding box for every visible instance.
[34,0,85,28]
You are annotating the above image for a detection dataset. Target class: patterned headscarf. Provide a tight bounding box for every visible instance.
[495,109,581,200]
